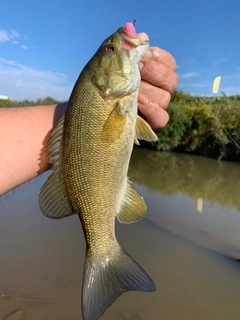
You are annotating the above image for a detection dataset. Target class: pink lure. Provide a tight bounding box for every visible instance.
[124,22,136,35]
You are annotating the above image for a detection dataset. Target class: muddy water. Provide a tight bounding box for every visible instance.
[1,148,240,319]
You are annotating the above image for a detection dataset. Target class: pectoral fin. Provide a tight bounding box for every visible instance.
[39,114,75,219]
[116,179,147,224]
[135,115,158,144]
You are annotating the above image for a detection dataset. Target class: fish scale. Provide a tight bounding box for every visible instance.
[39,25,158,320]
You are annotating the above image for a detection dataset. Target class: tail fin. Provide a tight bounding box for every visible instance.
[82,248,155,320]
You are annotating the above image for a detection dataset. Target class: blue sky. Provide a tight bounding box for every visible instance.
[0,0,240,100]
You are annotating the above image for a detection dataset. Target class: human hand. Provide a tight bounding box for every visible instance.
[137,33,178,131]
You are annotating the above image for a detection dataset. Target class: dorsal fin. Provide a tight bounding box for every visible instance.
[39,114,75,219]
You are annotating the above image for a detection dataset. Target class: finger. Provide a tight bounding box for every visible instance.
[142,47,177,70]
[137,32,149,42]
[137,33,176,70]
[140,59,178,93]
[139,83,171,110]
[138,100,169,130]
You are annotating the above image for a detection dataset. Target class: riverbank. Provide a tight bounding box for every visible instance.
[150,91,240,161]
[1,92,240,161]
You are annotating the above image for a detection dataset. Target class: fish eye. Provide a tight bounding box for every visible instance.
[105,44,115,54]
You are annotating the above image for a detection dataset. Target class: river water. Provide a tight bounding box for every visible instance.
[1,148,240,320]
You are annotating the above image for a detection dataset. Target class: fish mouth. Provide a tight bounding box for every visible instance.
[117,27,149,50]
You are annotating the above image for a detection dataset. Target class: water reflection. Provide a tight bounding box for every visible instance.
[129,147,240,259]
[1,149,240,319]
[130,147,240,211]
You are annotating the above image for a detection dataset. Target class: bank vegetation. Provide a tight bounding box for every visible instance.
[1,92,240,161]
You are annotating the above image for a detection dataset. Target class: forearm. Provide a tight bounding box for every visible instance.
[0,102,67,195]
[0,43,178,196]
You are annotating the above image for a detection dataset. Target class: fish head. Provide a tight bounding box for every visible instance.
[88,27,149,99]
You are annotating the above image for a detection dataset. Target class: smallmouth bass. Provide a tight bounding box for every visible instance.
[39,24,158,320]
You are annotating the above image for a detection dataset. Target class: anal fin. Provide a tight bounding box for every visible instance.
[116,179,146,224]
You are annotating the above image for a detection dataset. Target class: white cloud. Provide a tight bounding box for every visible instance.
[221,86,240,96]
[0,29,28,50]
[181,72,200,79]
[9,29,20,39]
[179,82,208,88]
[0,29,20,44]
[188,83,208,88]
[224,72,240,80]
[0,30,10,43]
[213,57,229,65]
[178,82,209,96]
[0,58,72,101]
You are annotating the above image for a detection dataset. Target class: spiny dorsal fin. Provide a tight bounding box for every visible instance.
[116,179,146,224]
[135,115,158,142]
[39,113,75,219]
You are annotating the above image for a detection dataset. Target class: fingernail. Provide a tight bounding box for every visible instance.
[138,94,150,105]
[138,61,144,71]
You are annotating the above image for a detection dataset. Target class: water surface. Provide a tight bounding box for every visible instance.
[1,148,240,319]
